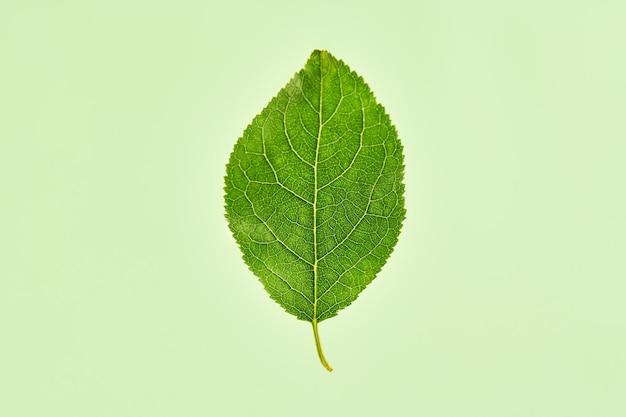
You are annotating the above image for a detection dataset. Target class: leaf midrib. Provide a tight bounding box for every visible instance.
[312,54,323,324]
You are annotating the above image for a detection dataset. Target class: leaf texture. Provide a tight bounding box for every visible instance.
[224,50,405,370]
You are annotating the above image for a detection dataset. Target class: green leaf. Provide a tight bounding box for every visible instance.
[224,50,405,371]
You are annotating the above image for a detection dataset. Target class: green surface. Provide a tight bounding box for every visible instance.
[1,1,625,416]
[224,50,405,370]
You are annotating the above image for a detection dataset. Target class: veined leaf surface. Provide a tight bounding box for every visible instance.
[224,50,405,371]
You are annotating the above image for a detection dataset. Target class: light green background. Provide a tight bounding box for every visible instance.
[1,1,625,416]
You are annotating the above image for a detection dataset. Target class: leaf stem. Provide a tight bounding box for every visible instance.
[312,318,333,372]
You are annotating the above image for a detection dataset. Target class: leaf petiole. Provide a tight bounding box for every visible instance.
[312,319,333,372]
